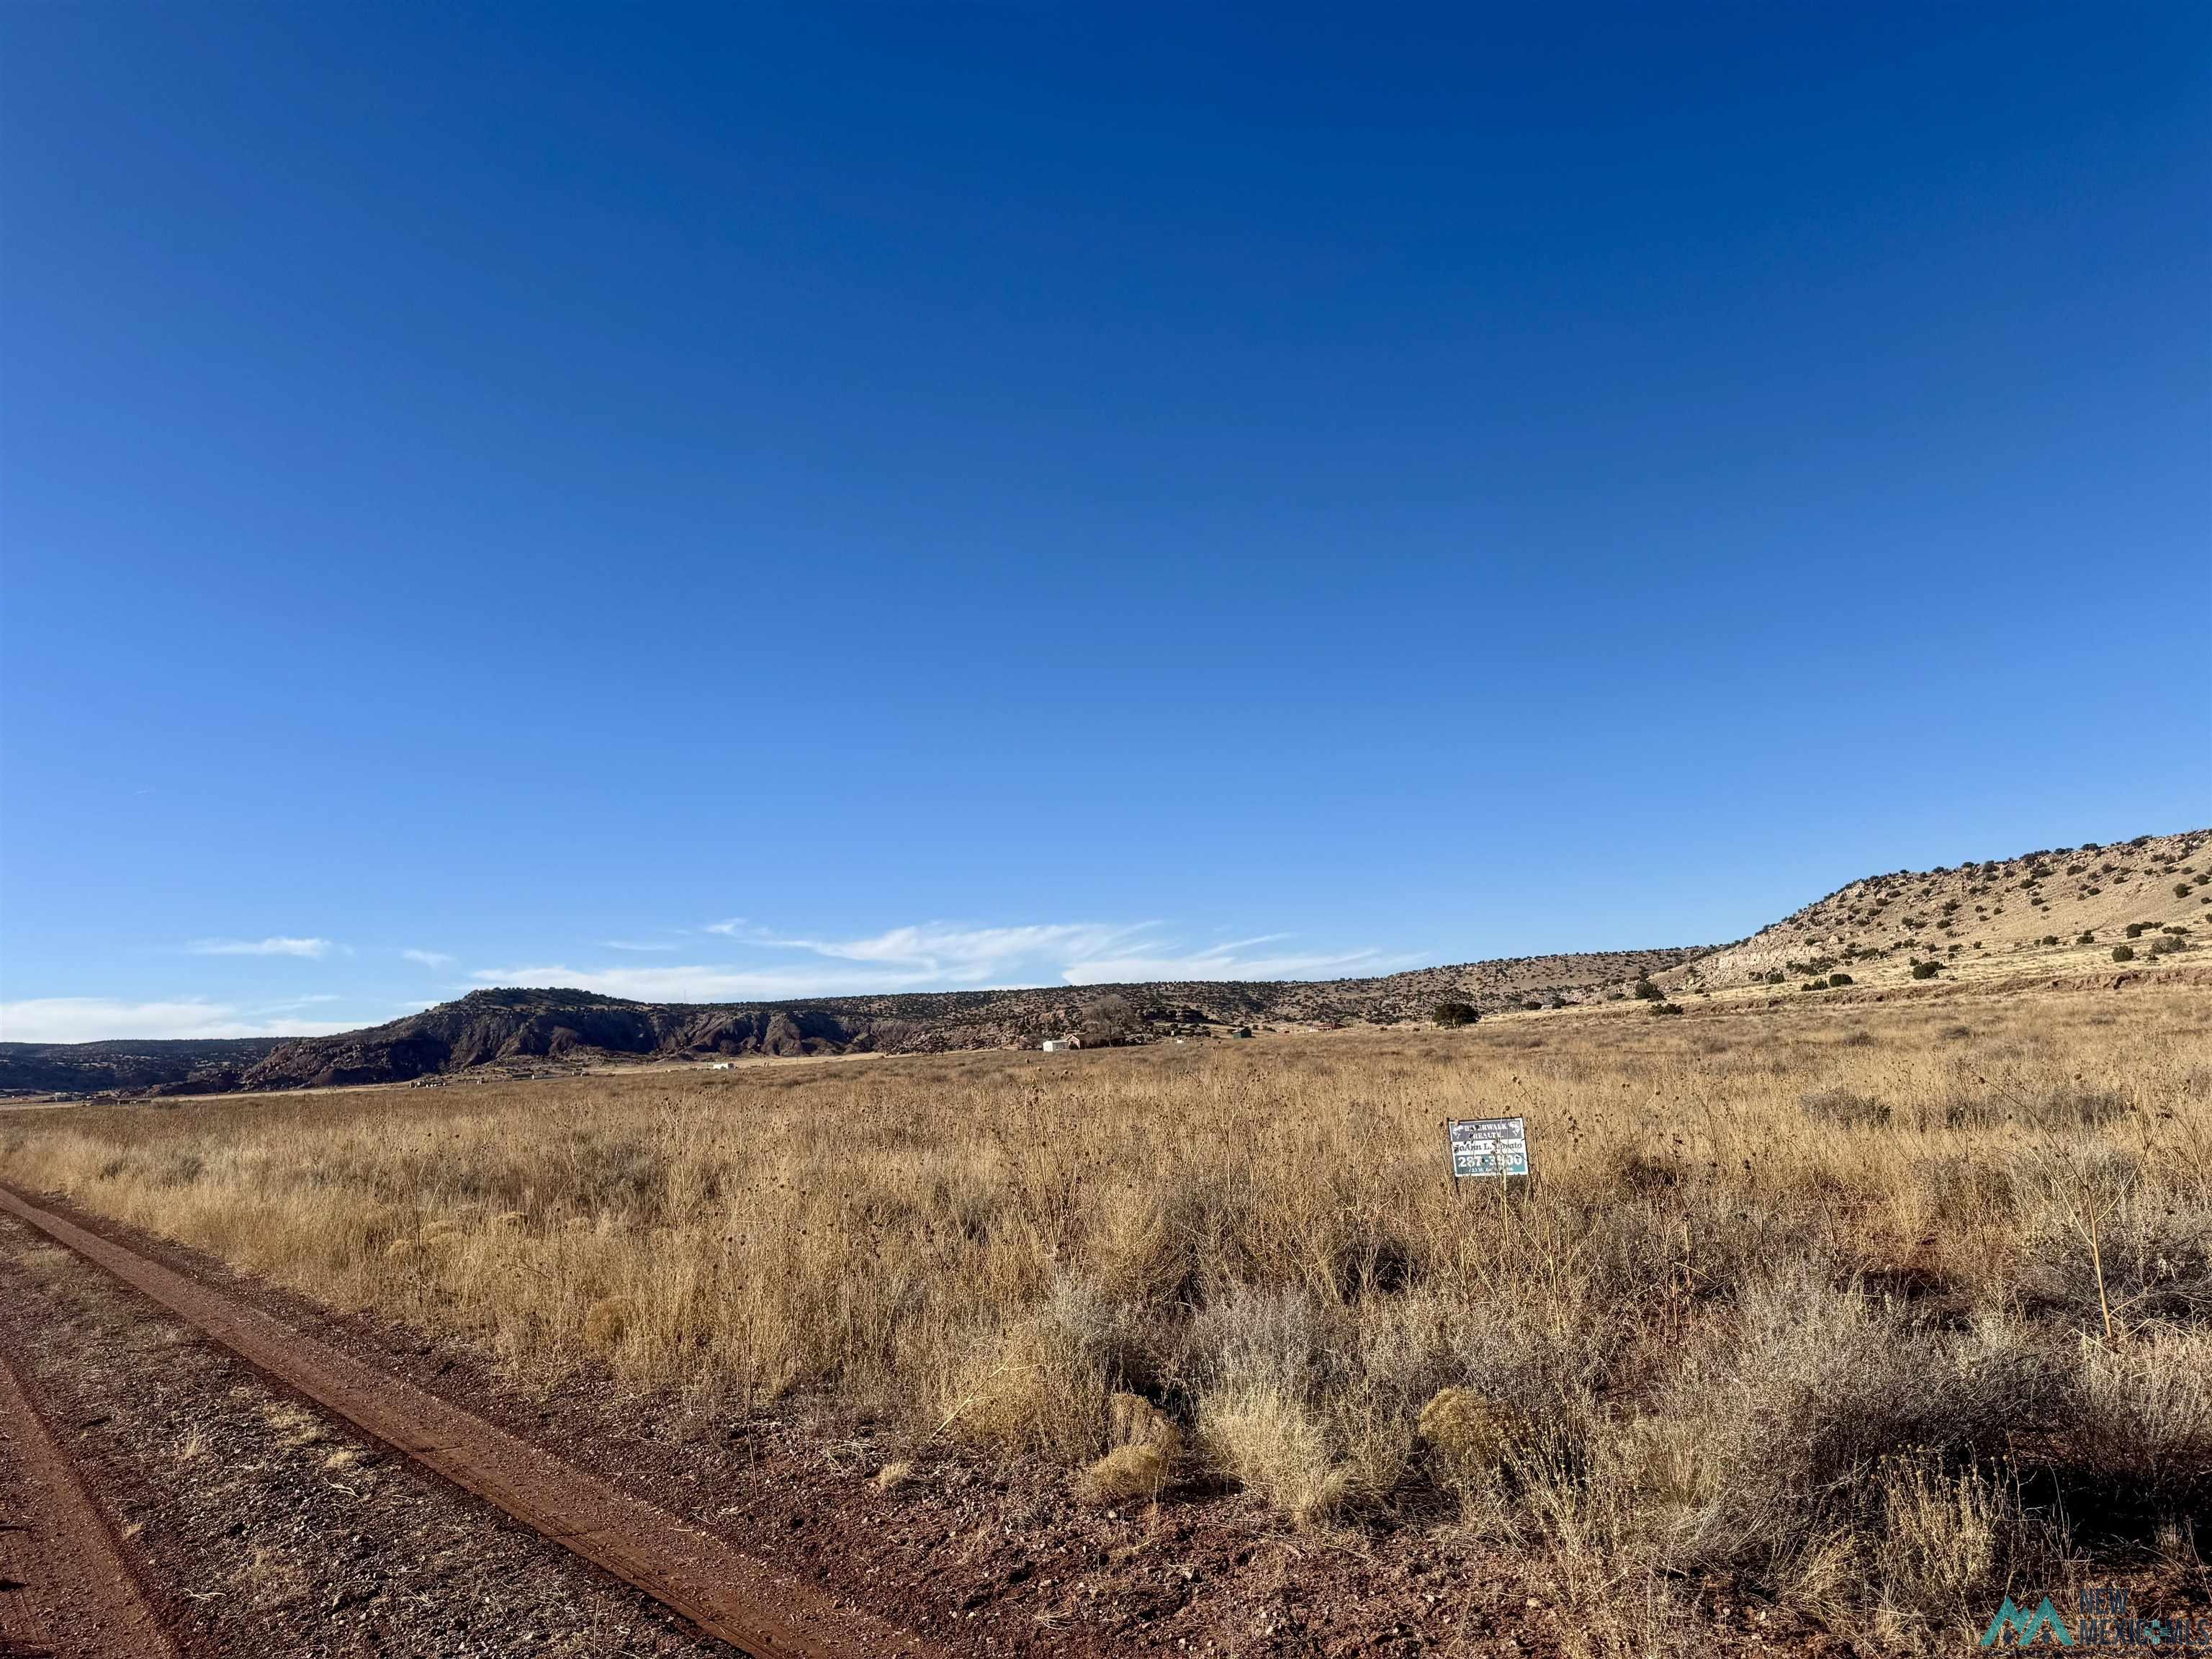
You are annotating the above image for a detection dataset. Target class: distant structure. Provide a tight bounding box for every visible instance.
[1039,1038,1081,1053]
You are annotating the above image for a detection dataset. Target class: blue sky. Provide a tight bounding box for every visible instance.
[4,5,2207,1041]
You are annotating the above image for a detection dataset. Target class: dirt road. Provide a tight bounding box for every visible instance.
[0,1183,932,1659]
[0,1335,178,1659]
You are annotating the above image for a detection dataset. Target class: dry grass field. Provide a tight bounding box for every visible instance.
[6,985,2211,1652]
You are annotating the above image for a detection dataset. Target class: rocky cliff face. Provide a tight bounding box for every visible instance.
[231,991,877,1089]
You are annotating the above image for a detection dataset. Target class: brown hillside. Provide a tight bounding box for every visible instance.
[1662,827,2211,996]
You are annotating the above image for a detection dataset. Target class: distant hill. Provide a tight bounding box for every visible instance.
[0,1037,285,1097]
[8,827,2204,1098]
[220,946,1698,1090]
[1661,827,2210,994]
[1,948,1697,1097]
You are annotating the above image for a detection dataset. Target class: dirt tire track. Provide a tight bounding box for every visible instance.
[0,1334,179,1659]
[0,1184,934,1659]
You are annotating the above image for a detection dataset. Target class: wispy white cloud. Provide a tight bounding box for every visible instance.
[0,998,357,1043]
[603,940,679,953]
[753,922,1158,981]
[471,963,908,1002]
[1059,943,1390,984]
[471,920,1392,1003]
[401,948,454,968]
[187,936,335,959]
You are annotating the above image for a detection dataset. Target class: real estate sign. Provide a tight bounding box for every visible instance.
[1447,1117,1529,1180]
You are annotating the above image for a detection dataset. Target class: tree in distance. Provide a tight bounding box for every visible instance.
[1432,1002,1480,1028]
[1076,994,1138,1047]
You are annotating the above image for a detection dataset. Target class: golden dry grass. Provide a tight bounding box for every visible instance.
[5,985,2209,1648]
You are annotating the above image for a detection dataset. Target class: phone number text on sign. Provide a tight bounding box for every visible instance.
[1448,1117,1529,1179]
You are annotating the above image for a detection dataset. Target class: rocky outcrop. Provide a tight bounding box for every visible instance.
[225,992,878,1090]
